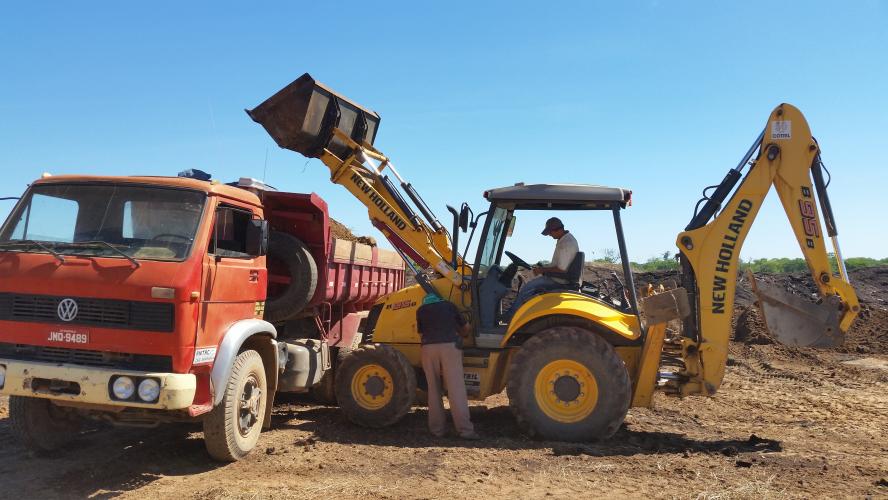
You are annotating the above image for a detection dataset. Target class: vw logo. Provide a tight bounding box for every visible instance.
[57,298,79,322]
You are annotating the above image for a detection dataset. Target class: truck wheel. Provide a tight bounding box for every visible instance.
[265,231,318,323]
[335,344,416,428]
[203,350,268,461]
[507,326,631,441]
[8,396,81,453]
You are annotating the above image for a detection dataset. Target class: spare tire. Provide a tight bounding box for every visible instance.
[264,231,318,323]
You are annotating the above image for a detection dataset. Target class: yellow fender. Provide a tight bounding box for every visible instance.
[503,291,641,347]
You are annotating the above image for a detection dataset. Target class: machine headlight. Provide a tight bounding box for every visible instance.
[0,365,6,389]
[112,376,135,400]
[137,378,160,402]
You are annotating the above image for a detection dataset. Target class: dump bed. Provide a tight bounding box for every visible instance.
[261,190,404,314]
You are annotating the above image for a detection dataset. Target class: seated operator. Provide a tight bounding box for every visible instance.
[503,217,579,322]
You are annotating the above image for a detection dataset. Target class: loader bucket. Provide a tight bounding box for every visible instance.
[749,274,844,347]
[246,73,380,160]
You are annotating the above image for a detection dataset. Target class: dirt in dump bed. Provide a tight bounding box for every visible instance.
[329,218,377,246]
[329,218,358,241]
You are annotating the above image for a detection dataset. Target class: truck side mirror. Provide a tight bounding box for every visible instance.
[246,220,269,256]
[459,205,470,233]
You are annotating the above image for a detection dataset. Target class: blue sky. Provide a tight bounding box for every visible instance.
[1,1,885,263]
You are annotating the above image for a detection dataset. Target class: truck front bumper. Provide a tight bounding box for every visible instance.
[0,358,196,410]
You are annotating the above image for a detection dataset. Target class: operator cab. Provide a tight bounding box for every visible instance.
[470,183,638,336]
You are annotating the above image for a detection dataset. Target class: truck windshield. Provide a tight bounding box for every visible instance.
[0,183,206,262]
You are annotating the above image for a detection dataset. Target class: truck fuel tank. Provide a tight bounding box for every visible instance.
[247,73,380,161]
[278,339,330,393]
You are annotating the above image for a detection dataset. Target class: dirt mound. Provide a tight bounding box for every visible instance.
[581,264,888,354]
[329,218,376,246]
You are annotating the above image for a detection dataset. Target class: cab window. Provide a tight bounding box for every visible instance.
[477,207,511,277]
[210,205,253,258]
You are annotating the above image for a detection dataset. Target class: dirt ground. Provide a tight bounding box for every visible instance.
[0,267,886,499]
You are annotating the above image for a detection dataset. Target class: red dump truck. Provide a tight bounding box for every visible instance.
[0,173,404,460]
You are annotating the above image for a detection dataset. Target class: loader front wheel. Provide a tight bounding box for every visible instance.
[335,344,416,428]
[507,326,630,441]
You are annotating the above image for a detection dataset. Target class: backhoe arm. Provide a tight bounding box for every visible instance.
[673,103,859,396]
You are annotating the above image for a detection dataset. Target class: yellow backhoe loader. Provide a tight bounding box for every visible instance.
[248,74,859,440]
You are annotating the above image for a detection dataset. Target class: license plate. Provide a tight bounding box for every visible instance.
[47,329,90,345]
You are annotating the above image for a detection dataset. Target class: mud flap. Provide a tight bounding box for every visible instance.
[750,274,844,347]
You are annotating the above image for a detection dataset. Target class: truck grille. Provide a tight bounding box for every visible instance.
[0,293,174,332]
[0,342,173,372]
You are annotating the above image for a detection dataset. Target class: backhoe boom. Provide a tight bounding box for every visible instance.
[673,103,859,396]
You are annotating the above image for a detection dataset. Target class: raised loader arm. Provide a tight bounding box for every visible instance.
[247,74,465,290]
[672,103,859,397]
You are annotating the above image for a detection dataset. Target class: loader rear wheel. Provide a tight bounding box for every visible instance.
[507,326,630,441]
[265,231,318,323]
[203,350,268,462]
[8,396,81,453]
[335,344,416,428]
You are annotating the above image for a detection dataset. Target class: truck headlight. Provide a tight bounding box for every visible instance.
[137,378,160,402]
[0,365,6,389]
[111,376,135,400]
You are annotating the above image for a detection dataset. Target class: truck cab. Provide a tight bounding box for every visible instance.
[0,174,403,461]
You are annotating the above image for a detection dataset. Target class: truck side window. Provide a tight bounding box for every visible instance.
[210,205,253,258]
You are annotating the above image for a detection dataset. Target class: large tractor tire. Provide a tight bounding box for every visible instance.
[8,396,81,453]
[203,350,268,461]
[507,326,631,441]
[264,232,318,324]
[335,344,416,428]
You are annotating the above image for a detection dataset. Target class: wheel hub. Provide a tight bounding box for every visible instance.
[238,375,262,436]
[534,360,599,423]
[553,375,581,402]
[351,363,394,410]
[363,375,386,397]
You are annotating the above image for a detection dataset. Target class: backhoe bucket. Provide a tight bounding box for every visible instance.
[246,73,380,160]
[749,274,844,347]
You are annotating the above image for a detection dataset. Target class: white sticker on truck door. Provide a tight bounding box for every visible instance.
[771,120,791,140]
[193,347,217,365]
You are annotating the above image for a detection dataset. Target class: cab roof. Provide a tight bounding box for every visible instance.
[31,174,261,207]
[484,183,632,210]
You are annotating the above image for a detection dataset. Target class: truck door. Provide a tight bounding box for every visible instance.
[197,203,267,350]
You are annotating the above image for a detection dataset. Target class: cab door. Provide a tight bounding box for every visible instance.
[197,203,267,351]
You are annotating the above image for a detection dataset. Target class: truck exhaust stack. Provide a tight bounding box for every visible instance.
[246,73,380,160]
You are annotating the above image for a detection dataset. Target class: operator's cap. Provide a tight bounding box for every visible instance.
[541,217,564,236]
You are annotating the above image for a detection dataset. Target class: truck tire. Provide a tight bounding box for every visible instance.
[203,350,268,461]
[335,344,416,428]
[8,396,81,453]
[506,326,631,441]
[265,231,318,324]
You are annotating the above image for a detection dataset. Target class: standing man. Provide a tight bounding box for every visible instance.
[416,295,480,440]
[503,217,579,321]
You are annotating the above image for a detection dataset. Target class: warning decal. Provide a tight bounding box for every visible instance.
[771,120,791,140]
